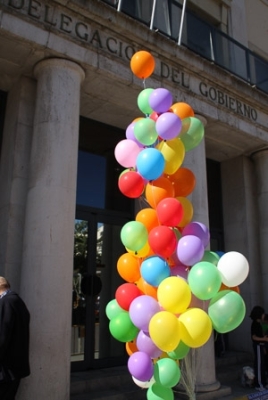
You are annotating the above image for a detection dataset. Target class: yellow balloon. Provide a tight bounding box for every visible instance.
[178,308,212,348]
[126,241,152,258]
[157,277,191,314]
[157,139,185,175]
[149,311,180,352]
[176,197,193,228]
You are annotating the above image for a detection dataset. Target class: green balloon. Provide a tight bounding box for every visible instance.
[134,118,158,146]
[208,290,246,334]
[147,383,174,400]
[109,312,138,342]
[168,340,190,360]
[188,261,222,300]
[179,117,204,151]
[201,250,220,266]
[154,358,181,388]
[137,88,154,115]
[105,299,125,320]
[120,221,148,252]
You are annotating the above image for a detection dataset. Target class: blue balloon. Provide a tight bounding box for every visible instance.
[141,256,170,287]
[136,148,165,181]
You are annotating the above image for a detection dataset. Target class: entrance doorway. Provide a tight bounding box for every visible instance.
[71,117,133,370]
[71,209,130,370]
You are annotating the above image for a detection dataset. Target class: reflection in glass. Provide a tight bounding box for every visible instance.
[71,219,88,362]
[95,221,125,360]
[71,218,126,364]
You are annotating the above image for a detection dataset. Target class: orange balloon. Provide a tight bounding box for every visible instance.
[220,283,240,294]
[136,276,158,300]
[168,168,196,197]
[145,177,175,208]
[136,208,160,232]
[126,340,138,356]
[170,102,194,119]
[130,51,155,79]
[132,117,143,123]
[176,197,193,228]
[117,253,141,282]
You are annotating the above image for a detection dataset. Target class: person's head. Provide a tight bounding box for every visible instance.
[0,277,10,294]
[250,305,265,321]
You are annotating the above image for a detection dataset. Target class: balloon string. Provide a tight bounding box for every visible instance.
[143,78,146,89]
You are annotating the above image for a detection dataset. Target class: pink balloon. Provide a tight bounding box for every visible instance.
[177,235,204,266]
[114,139,141,168]
[156,112,182,140]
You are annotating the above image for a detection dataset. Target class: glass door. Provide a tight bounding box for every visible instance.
[71,208,130,370]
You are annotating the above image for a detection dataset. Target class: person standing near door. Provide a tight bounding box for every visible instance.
[0,277,30,399]
[250,305,268,391]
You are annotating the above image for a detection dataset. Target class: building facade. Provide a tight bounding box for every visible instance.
[0,0,268,399]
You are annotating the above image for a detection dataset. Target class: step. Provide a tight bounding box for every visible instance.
[216,351,253,384]
[70,351,253,400]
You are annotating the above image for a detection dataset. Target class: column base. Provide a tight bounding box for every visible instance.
[174,381,231,400]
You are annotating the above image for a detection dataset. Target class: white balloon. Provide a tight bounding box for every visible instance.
[217,251,249,287]
[132,375,155,389]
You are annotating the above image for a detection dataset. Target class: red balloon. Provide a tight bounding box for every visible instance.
[156,197,183,227]
[115,283,141,311]
[118,171,145,198]
[148,226,177,258]
[149,111,160,122]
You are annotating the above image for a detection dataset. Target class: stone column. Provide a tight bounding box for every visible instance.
[184,138,220,393]
[251,149,268,306]
[0,77,36,291]
[19,59,85,400]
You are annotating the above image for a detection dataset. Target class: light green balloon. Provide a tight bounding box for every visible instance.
[120,221,148,252]
[137,88,154,115]
[179,117,204,151]
[147,383,174,400]
[201,250,220,266]
[188,261,222,300]
[109,312,138,342]
[134,118,158,146]
[168,340,190,360]
[208,290,246,334]
[154,358,181,388]
[105,299,125,320]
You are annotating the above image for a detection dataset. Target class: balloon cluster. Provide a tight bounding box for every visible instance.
[106,51,249,400]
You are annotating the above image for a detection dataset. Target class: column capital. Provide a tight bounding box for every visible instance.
[34,58,85,83]
[251,146,268,161]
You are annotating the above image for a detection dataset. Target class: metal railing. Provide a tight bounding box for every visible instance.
[101,0,268,96]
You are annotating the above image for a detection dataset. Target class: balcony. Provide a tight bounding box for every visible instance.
[101,0,268,96]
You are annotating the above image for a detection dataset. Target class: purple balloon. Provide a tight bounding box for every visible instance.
[128,351,154,381]
[149,88,173,113]
[177,235,204,266]
[136,331,162,358]
[170,263,189,281]
[182,222,210,248]
[129,295,160,332]
[155,112,182,140]
[125,122,144,148]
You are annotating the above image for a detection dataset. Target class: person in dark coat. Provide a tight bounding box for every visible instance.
[250,305,268,391]
[0,277,30,400]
